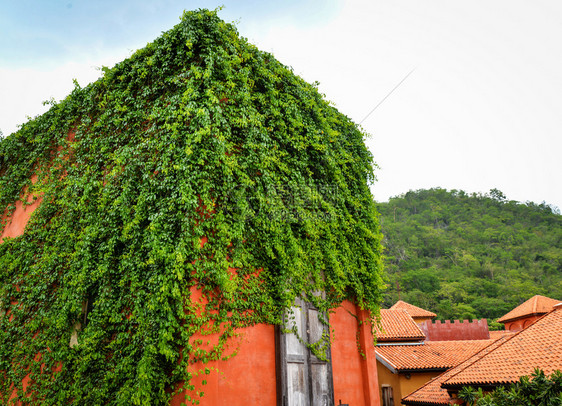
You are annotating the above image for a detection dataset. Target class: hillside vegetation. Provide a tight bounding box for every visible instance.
[378,188,562,322]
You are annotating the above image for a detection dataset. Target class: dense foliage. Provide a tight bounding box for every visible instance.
[378,188,562,322]
[0,9,384,405]
[459,369,562,406]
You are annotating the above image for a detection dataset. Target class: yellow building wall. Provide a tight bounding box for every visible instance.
[376,360,442,405]
[377,360,401,401]
[413,316,434,325]
[399,371,441,401]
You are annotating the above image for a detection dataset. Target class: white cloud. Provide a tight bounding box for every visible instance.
[246,0,562,208]
[2,0,562,209]
[0,53,129,137]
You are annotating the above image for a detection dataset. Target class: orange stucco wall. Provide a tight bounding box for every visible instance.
[0,177,41,243]
[1,131,73,243]
[376,361,441,405]
[171,322,278,406]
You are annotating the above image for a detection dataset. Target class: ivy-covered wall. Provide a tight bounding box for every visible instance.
[0,9,384,405]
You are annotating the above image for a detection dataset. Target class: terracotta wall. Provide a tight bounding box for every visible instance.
[1,130,73,242]
[419,319,489,341]
[505,315,541,332]
[0,176,41,243]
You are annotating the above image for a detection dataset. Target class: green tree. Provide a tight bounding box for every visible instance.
[459,369,562,406]
[378,188,562,320]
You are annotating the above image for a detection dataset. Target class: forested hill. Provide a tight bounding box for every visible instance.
[377,188,562,323]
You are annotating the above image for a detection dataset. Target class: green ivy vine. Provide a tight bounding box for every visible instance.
[0,9,384,405]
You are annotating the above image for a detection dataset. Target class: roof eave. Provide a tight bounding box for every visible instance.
[397,367,449,374]
[402,399,451,406]
[375,353,397,374]
[376,337,425,343]
[376,353,450,373]
[441,381,515,390]
[497,312,546,324]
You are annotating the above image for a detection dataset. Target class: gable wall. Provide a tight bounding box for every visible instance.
[505,315,542,332]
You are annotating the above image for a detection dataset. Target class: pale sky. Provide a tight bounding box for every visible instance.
[1,0,561,209]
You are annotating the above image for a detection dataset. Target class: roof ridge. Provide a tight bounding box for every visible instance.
[532,295,538,314]
[389,300,436,318]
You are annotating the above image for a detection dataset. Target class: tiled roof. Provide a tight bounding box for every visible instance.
[375,340,495,372]
[390,300,436,319]
[374,309,425,342]
[443,306,562,387]
[497,295,560,323]
[488,330,516,340]
[402,337,510,405]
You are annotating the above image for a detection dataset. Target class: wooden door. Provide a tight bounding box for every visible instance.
[381,385,394,406]
[277,298,334,406]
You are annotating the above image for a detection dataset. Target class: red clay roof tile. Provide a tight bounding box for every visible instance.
[390,300,436,319]
[374,309,425,342]
[401,336,510,405]
[375,340,495,372]
[444,306,562,387]
[488,330,516,340]
[497,295,560,323]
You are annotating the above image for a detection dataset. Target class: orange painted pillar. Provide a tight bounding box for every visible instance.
[331,301,381,406]
[357,306,381,406]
